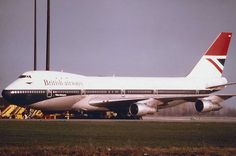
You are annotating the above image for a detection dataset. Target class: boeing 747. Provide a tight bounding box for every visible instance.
[2,32,235,119]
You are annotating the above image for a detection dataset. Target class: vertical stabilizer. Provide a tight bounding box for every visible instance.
[187,32,232,79]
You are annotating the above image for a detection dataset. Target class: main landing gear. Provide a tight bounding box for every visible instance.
[71,111,142,120]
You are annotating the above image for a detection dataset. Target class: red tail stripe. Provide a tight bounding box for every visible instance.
[207,58,223,73]
[205,32,232,56]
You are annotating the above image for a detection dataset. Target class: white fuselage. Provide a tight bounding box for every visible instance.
[2,71,227,112]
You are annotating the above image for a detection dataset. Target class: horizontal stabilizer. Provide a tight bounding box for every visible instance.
[206,82,236,90]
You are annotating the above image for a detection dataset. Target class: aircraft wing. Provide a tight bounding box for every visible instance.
[154,94,209,102]
[154,94,236,102]
[89,97,146,107]
[90,94,236,108]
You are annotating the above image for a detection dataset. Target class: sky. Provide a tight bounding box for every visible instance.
[0,0,236,107]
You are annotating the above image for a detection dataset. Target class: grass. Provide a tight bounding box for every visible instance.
[0,120,236,155]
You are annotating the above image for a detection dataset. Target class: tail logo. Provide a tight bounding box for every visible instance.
[188,32,231,78]
[206,56,226,73]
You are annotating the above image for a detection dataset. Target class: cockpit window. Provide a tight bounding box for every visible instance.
[18,75,32,78]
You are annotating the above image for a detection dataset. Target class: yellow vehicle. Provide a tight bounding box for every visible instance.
[1,105,18,118]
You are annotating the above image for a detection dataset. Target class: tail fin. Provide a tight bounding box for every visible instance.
[187,32,232,78]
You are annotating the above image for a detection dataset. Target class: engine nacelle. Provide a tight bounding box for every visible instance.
[129,103,156,116]
[195,100,222,113]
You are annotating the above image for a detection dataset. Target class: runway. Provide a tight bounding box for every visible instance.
[143,116,236,122]
[2,116,236,122]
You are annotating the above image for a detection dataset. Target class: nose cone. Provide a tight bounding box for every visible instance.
[2,90,11,101]
[2,89,45,106]
[1,89,26,106]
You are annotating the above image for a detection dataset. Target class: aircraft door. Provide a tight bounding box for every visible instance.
[121,90,125,97]
[80,83,85,95]
[46,90,52,98]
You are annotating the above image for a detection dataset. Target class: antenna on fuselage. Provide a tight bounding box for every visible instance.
[33,0,37,70]
[46,0,50,71]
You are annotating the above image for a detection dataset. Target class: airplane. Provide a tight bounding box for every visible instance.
[1,32,235,119]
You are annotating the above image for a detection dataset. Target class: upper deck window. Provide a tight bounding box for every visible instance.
[18,75,32,78]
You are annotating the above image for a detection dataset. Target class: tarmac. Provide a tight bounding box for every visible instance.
[1,116,236,122]
[143,116,236,122]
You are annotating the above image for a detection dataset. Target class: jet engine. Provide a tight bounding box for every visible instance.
[129,103,156,116]
[195,100,222,113]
